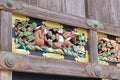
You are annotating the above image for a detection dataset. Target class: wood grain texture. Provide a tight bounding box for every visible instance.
[0,51,119,79]
[64,0,85,17]
[98,23,120,36]
[15,0,85,17]
[0,11,12,51]
[10,3,89,29]
[37,0,48,9]
[0,51,89,78]
[86,0,120,26]
[88,30,98,63]
[0,2,120,36]
[42,0,64,12]
[16,0,64,12]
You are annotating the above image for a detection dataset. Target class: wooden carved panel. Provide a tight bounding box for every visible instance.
[12,14,89,63]
[98,33,120,66]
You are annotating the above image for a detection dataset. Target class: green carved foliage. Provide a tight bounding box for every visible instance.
[14,20,37,49]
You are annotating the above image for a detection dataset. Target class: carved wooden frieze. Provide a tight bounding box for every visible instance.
[12,14,89,62]
[98,33,120,66]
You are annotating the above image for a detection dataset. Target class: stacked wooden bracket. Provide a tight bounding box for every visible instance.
[1,0,120,79]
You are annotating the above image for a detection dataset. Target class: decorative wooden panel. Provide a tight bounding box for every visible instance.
[97,33,120,66]
[12,14,89,63]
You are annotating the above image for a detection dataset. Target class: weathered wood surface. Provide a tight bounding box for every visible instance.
[64,0,85,17]
[39,0,64,12]
[0,10,12,80]
[0,51,119,79]
[88,30,98,63]
[18,0,63,11]
[86,0,120,26]
[0,1,88,28]
[0,51,89,77]
[15,0,86,17]
[0,11,12,51]
[0,1,119,37]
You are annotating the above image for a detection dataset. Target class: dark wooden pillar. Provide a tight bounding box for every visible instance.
[89,30,98,63]
[0,10,12,51]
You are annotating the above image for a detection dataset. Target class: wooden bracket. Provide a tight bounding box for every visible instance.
[0,0,23,10]
[87,19,104,31]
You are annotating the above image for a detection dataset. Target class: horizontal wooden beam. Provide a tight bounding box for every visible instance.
[0,51,119,79]
[0,0,120,37]
[0,51,89,77]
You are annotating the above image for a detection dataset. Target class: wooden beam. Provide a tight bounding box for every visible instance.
[0,51,119,79]
[88,30,98,63]
[0,52,90,77]
[0,10,12,51]
[98,23,120,37]
[0,1,120,37]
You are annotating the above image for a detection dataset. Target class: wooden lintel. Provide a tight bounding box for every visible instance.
[0,1,120,37]
[0,51,119,79]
